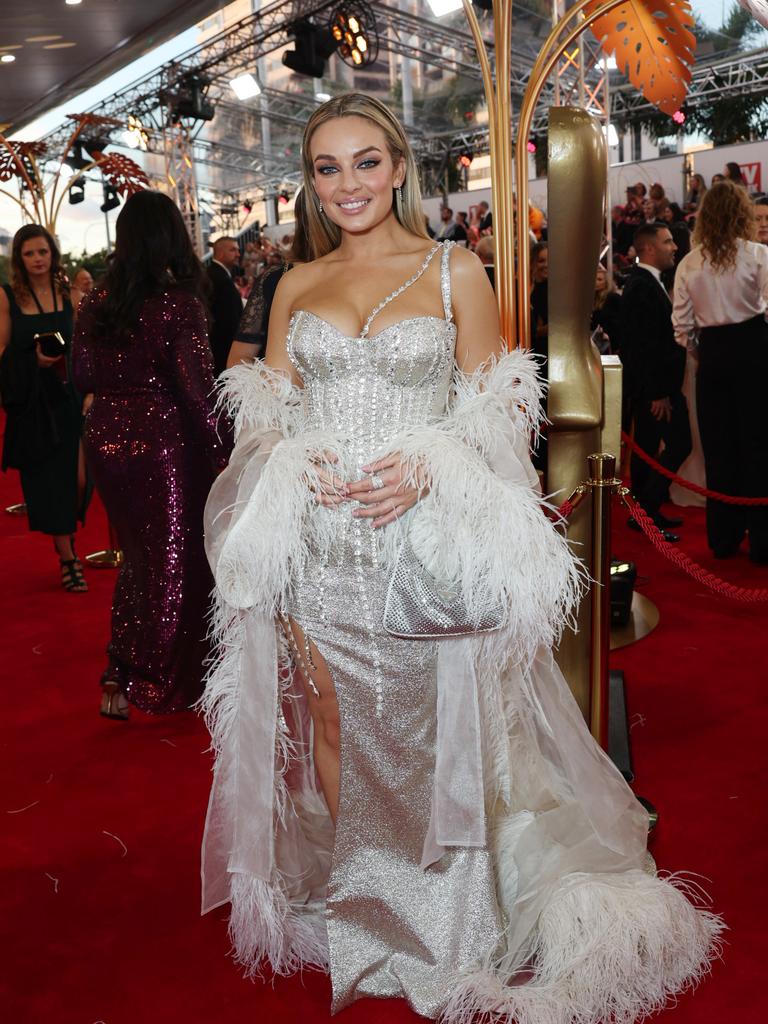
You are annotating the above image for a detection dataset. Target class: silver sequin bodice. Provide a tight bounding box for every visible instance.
[286,242,456,469]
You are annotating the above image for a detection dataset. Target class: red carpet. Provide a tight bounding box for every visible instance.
[2,460,766,1023]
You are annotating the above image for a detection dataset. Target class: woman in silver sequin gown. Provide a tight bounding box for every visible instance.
[200,95,722,1023]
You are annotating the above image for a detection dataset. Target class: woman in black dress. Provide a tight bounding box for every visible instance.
[0,225,88,591]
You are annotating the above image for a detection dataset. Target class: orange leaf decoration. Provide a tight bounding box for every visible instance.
[587,0,696,115]
[94,152,150,197]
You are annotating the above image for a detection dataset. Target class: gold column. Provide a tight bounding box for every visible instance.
[547,106,606,719]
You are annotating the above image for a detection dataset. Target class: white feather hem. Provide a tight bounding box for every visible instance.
[439,871,725,1024]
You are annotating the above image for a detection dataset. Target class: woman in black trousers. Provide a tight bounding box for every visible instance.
[673,181,768,562]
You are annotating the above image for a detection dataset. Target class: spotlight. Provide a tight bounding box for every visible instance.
[82,137,110,160]
[426,0,463,13]
[65,142,90,172]
[242,198,253,213]
[161,73,216,124]
[278,190,290,205]
[1,54,16,64]
[329,4,379,69]
[100,183,121,213]
[68,179,85,204]
[526,140,536,153]
[458,148,473,169]
[122,114,148,151]
[282,18,339,79]
[610,559,637,627]
[230,73,261,100]
[672,110,686,125]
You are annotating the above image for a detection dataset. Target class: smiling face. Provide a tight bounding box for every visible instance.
[20,236,52,278]
[310,115,405,235]
[755,205,768,244]
[595,266,608,292]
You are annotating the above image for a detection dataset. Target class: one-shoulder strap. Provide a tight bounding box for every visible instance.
[440,241,454,323]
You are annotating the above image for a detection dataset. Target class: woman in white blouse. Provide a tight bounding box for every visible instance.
[673,181,768,562]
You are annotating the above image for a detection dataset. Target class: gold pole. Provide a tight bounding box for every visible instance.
[586,453,621,746]
[462,0,516,346]
[514,0,643,347]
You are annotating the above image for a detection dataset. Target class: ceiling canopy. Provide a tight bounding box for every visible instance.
[0,0,222,133]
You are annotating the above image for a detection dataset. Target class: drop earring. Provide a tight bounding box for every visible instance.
[318,198,324,214]
[397,185,403,204]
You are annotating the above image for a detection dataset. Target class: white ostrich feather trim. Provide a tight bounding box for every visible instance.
[215,360,303,440]
[440,870,726,1024]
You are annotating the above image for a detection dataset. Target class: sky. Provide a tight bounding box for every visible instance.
[0,2,760,256]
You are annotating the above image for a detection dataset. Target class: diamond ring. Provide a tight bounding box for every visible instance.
[371,473,385,490]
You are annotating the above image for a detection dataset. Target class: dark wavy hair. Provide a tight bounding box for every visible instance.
[11,224,69,304]
[95,190,209,343]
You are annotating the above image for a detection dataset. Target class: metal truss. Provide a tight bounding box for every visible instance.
[612,46,768,120]
[36,0,768,207]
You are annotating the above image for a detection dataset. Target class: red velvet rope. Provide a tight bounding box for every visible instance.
[622,494,768,603]
[622,431,768,506]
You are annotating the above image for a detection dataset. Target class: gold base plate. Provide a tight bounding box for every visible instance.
[610,593,660,651]
[4,503,27,516]
[85,549,123,569]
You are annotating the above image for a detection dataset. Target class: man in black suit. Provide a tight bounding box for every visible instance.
[620,224,691,538]
[207,236,244,376]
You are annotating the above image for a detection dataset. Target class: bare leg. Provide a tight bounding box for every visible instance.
[281,616,341,823]
[53,534,75,561]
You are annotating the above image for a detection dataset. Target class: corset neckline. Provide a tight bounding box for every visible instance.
[291,309,456,344]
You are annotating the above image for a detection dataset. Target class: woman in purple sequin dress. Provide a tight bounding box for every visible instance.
[73,191,229,719]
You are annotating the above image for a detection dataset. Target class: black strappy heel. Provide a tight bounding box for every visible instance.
[60,557,88,593]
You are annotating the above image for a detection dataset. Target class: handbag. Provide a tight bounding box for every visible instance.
[383,527,504,640]
[34,330,67,359]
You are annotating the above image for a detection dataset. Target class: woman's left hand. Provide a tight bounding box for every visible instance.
[345,453,429,529]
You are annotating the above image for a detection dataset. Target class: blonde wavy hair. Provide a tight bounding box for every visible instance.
[300,93,429,259]
[693,180,756,269]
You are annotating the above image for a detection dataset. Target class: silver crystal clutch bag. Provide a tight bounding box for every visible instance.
[383,532,504,640]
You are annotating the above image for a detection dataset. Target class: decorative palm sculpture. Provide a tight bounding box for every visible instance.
[0,113,149,239]
[461,0,698,345]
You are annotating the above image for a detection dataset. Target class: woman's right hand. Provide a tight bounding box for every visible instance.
[35,343,63,369]
[307,451,349,507]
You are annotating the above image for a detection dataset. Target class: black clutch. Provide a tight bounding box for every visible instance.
[34,330,67,358]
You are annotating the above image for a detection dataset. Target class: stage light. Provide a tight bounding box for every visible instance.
[329,4,379,68]
[526,140,536,153]
[672,110,686,125]
[278,190,290,205]
[82,137,110,160]
[122,114,148,150]
[458,148,473,169]
[65,142,90,172]
[282,18,339,79]
[100,184,120,213]
[315,91,331,102]
[426,0,463,14]
[230,73,261,100]
[242,199,253,213]
[1,54,16,64]
[161,73,216,124]
[68,180,85,204]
